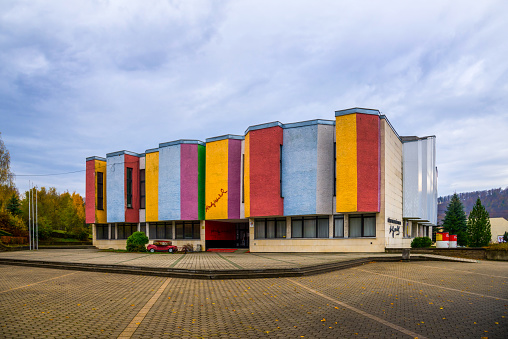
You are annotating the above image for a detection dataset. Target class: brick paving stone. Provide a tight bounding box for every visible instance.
[1,252,507,338]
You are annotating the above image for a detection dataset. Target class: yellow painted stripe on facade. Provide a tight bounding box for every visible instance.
[145,151,159,222]
[95,160,107,223]
[244,133,250,218]
[336,114,358,212]
[205,139,229,220]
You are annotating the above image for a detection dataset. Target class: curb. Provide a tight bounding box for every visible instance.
[0,255,470,280]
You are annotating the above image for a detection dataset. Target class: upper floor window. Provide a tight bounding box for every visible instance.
[97,172,104,210]
[126,167,133,208]
[139,169,145,209]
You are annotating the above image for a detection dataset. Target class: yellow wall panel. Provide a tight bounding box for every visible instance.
[205,139,229,219]
[336,114,358,212]
[145,152,159,222]
[244,133,250,218]
[95,160,107,223]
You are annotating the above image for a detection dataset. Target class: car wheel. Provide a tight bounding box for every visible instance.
[150,248,155,253]
[168,248,173,253]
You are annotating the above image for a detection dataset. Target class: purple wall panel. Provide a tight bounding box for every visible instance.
[180,144,199,220]
[228,139,242,219]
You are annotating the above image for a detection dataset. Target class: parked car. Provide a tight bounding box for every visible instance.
[147,240,178,253]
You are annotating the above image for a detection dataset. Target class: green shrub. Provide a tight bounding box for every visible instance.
[37,224,52,240]
[411,237,432,248]
[126,232,149,252]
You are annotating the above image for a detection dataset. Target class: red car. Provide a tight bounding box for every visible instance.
[147,240,178,253]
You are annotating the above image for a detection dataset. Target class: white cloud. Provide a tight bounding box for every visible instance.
[1,0,507,197]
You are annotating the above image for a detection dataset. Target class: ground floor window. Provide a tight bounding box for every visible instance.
[110,224,116,239]
[349,214,376,237]
[334,215,344,238]
[140,222,146,235]
[291,216,329,238]
[118,223,137,239]
[150,222,172,239]
[254,218,286,239]
[96,224,108,240]
[176,221,200,239]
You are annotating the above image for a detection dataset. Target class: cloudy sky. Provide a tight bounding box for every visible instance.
[1,0,507,197]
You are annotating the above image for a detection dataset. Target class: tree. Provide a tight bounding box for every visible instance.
[442,193,468,246]
[6,193,21,216]
[0,132,16,209]
[466,198,492,247]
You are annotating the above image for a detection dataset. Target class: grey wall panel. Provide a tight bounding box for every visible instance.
[106,155,125,223]
[316,124,334,215]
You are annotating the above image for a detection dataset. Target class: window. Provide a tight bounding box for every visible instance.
[117,223,137,239]
[149,222,172,239]
[96,224,108,239]
[140,222,146,235]
[242,154,245,203]
[280,145,283,198]
[333,142,336,197]
[349,214,376,237]
[97,172,104,210]
[110,224,116,239]
[291,216,329,238]
[175,221,200,239]
[139,169,145,209]
[334,215,344,238]
[126,167,133,208]
[254,218,286,239]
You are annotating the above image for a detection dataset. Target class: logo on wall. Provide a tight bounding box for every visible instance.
[388,218,401,238]
[206,188,228,212]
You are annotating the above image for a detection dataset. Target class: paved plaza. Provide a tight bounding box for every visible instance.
[0,249,404,270]
[0,251,506,338]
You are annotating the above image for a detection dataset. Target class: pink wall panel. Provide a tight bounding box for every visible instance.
[180,144,199,220]
[85,160,95,224]
[228,140,242,219]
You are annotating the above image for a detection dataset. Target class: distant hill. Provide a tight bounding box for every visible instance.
[437,187,508,224]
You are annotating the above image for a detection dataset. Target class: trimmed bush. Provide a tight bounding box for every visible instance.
[126,232,149,252]
[411,237,432,248]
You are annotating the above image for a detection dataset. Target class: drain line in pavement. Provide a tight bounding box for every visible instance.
[0,271,78,294]
[354,268,508,302]
[118,277,172,339]
[287,278,427,339]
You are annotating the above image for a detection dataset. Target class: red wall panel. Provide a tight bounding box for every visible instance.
[356,114,380,212]
[249,126,284,217]
[85,160,95,224]
[124,154,140,223]
[205,221,236,240]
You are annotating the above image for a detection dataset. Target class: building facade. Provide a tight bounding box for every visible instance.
[86,108,438,252]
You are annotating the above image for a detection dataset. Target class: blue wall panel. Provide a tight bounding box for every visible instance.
[158,145,181,220]
[106,155,125,223]
[282,125,318,216]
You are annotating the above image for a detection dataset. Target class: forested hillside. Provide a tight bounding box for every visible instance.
[438,187,508,224]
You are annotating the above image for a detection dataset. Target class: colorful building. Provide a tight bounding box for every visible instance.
[86,108,438,252]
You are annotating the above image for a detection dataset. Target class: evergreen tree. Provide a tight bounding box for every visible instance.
[466,198,492,247]
[442,193,468,246]
[6,193,21,216]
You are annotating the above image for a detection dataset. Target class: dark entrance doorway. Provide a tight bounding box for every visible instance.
[205,221,249,249]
